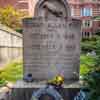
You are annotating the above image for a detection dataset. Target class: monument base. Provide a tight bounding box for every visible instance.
[7,80,82,100]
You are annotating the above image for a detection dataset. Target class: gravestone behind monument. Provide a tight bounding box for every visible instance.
[23,0,81,81]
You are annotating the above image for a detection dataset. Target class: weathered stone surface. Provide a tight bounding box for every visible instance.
[22,0,81,82]
[23,17,81,81]
[34,0,71,18]
[7,80,81,100]
[9,0,82,99]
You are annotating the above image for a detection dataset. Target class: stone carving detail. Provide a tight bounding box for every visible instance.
[43,2,63,17]
[34,0,71,18]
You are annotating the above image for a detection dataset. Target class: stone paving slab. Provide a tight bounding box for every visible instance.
[14,80,82,89]
[6,80,81,100]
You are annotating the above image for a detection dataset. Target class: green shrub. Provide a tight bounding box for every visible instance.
[81,36,99,53]
[80,55,95,76]
[0,59,23,83]
[0,77,7,87]
[81,38,100,100]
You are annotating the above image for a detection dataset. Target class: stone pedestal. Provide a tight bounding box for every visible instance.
[8,80,81,100]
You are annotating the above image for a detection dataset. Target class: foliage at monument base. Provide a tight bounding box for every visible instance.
[81,37,100,100]
[0,59,23,85]
[80,55,95,76]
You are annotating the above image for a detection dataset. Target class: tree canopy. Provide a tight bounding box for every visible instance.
[0,6,25,30]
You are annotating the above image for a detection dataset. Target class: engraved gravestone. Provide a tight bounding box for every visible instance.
[23,0,81,81]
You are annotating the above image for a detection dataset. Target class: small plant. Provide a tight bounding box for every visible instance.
[80,55,95,76]
[0,77,7,87]
[0,59,23,83]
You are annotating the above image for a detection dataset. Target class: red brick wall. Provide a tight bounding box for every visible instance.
[0,0,18,8]
[93,21,100,32]
[0,0,29,16]
[68,0,100,37]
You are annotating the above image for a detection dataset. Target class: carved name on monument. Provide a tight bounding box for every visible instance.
[23,17,81,80]
[23,0,81,81]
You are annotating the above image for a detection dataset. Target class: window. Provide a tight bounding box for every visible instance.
[81,8,92,16]
[82,20,92,28]
[82,32,84,37]
[71,7,74,16]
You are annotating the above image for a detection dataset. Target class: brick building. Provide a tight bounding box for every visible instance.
[0,0,100,38]
[0,0,37,16]
[69,0,100,38]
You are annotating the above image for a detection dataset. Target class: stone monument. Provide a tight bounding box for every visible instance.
[23,0,81,81]
[8,0,82,100]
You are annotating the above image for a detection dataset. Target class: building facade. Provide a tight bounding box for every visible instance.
[69,0,100,38]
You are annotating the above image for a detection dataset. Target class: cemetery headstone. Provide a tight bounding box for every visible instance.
[23,0,81,82]
[8,0,82,100]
